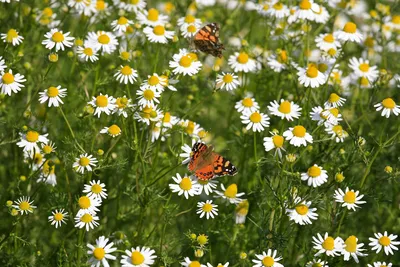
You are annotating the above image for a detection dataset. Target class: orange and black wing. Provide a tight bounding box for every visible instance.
[212,153,238,177]
[188,142,208,172]
[194,23,225,58]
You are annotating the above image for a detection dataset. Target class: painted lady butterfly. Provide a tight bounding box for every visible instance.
[194,23,225,58]
[188,142,237,180]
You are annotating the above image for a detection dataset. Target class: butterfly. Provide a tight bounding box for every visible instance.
[188,142,237,180]
[193,23,225,58]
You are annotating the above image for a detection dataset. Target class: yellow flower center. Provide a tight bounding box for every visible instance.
[147,8,159,21]
[308,166,321,177]
[92,184,102,194]
[364,37,374,47]
[96,95,108,107]
[118,16,128,25]
[185,121,195,134]
[273,2,283,10]
[202,203,213,212]
[2,72,15,84]
[329,108,339,117]
[224,184,238,198]
[197,234,208,245]
[179,177,192,190]
[184,15,195,23]
[108,124,121,135]
[277,50,288,63]
[153,25,165,35]
[43,7,53,17]
[42,160,55,175]
[272,135,284,148]
[250,112,262,123]
[343,191,356,204]
[54,212,64,221]
[116,97,128,108]
[318,63,328,73]
[19,201,30,211]
[379,236,391,246]
[293,125,306,137]
[332,125,344,136]
[278,101,291,114]
[323,34,334,43]
[237,52,249,64]
[34,153,43,164]
[98,34,110,44]
[262,256,274,267]
[131,251,145,265]
[322,236,335,250]
[79,157,90,167]
[223,74,233,83]
[83,47,94,56]
[382,98,395,109]
[329,93,340,103]
[148,75,159,86]
[130,0,139,4]
[26,131,39,143]
[78,196,91,209]
[198,130,208,139]
[327,48,337,56]
[187,53,198,61]
[6,29,18,42]
[47,86,59,97]
[187,24,197,33]
[295,204,309,215]
[52,32,64,43]
[306,65,319,78]
[299,0,311,10]
[359,63,370,72]
[143,89,155,100]
[359,77,369,86]
[80,213,93,223]
[312,264,322,267]
[343,22,357,33]
[392,15,400,24]
[121,65,133,75]
[96,0,105,10]
[179,55,192,67]
[120,51,130,60]
[242,98,253,107]
[93,247,105,260]
[162,112,171,123]
[189,261,201,267]
[344,236,357,253]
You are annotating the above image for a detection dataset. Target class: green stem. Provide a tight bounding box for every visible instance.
[59,107,85,152]
[336,210,347,236]
[359,146,382,188]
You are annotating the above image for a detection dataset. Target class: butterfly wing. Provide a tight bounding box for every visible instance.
[188,142,208,172]
[194,23,225,58]
[212,153,238,177]
[195,165,215,180]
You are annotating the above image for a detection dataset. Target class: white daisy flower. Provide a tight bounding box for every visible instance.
[215,72,240,91]
[100,124,122,138]
[235,96,259,114]
[335,22,363,43]
[252,249,284,267]
[77,44,99,62]
[74,212,100,231]
[374,98,400,118]
[17,130,49,153]
[197,200,218,219]
[194,177,218,195]
[113,95,133,118]
[87,236,117,267]
[286,197,318,225]
[306,259,328,267]
[137,8,169,26]
[180,23,199,38]
[120,246,157,267]
[348,57,379,82]
[235,199,249,224]
[215,183,245,205]
[177,15,202,28]
[334,187,366,211]
[12,196,37,215]
[77,195,101,215]
[115,0,146,13]
[169,173,201,199]
[83,180,108,201]
[169,49,202,76]
[86,31,119,54]
[283,126,313,147]
[42,28,74,51]
[111,16,133,35]
[143,24,174,44]
[369,231,400,255]
[38,85,67,107]
[298,64,326,88]
[263,132,285,158]
[294,0,317,21]
[268,99,301,121]
[136,86,161,108]
[325,124,349,143]
[73,153,98,174]
[315,33,341,51]
[181,258,207,267]
[312,232,344,257]
[228,52,257,73]
[0,56,6,72]
[1,28,24,46]
[368,262,393,267]
[37,159,57,186]
[114,65,138,84]
[312,4,330,24]
[180,139,197,165]
[48,209,68,228]
[206,263,229,267]
[324,93,346,108]
[88,94,117,117]
[0,69,26,96]
[301,164,328,187]
[134,105,163,125]
[142,73,168,92]
[266,50,288,72]
[240,111,270,132]
[159,111,179,128]
[341,235,368,263]
[266,2,290,19]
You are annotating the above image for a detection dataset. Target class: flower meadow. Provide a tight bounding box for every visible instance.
[1,0,400,266]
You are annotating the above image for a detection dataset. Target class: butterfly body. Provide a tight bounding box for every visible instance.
[188,142,237,180]
[193,23,225,58]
